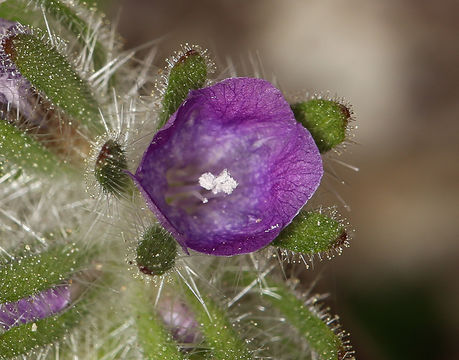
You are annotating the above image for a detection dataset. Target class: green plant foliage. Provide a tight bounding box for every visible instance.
[0,244,84,303]
[0,306,82,359]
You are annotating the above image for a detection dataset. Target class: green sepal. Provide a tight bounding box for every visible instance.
[130,280,185,360]
[182,283,252,360]
[5,32,103,134]
[0,244,86,303]
[291,99,350,153]
[94,139,132,196]
[0,305,82,359]
[272,211,347,255]
[159,48,208,127]
[0,120,72,176]
[136,226,177,277]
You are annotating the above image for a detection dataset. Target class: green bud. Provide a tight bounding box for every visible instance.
[136,227,177,276]
[4,32,102,134]
[159,47,209,127]
[291,99,351,153]
[94,139,131,196]
[272,211,347,255]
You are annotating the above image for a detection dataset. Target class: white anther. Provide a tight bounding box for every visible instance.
[199,169,238,195]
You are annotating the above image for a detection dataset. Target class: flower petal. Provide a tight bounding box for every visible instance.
[0,286,70,330]
[133,77,323,255]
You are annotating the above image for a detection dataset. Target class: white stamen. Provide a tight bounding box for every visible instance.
[31,323,38,332]
[199,169,238,195]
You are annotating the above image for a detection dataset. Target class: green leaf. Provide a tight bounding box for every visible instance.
[5,32,103,134]
[159,48,208,127]
[0,305,82,359]
[182,284,252,360]
[0,120,72,176]
[0,244,85,303]
[130,280,185,360]
[291,99,350,153]
[272,211,347,255]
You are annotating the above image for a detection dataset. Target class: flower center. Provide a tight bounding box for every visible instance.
[165,168,238,210]
[198,169,238,196]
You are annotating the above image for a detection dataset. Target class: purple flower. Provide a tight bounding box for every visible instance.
[131,77,323,256]
[0,286,70,330]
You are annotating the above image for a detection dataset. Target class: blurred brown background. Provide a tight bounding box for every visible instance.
[109,1,459,359]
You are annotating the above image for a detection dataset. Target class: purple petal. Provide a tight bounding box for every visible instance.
[0,286,71,330]
[133,77,323,256]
